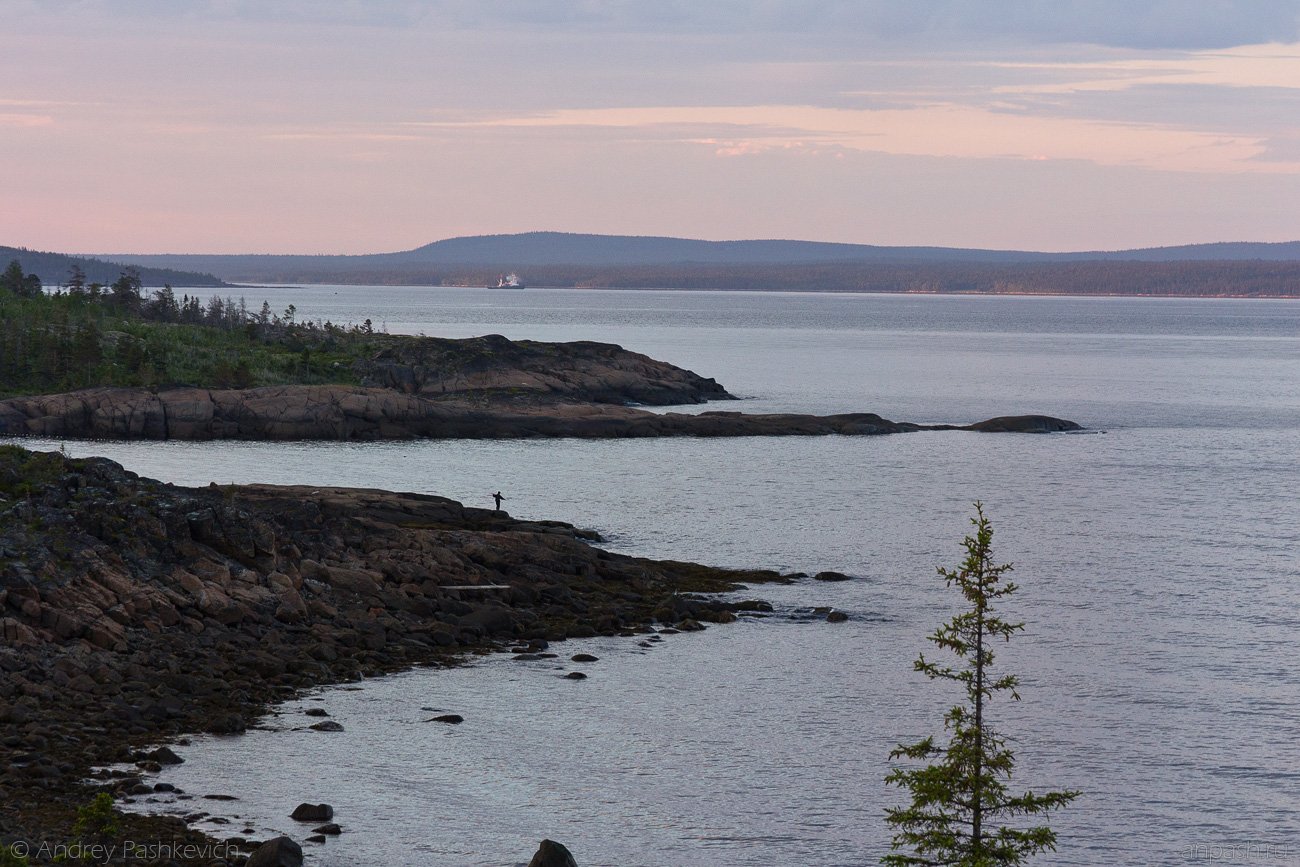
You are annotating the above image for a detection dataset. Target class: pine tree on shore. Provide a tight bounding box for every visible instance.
[883,503,1079,866]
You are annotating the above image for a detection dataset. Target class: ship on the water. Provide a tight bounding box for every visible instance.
[491,272,525,289]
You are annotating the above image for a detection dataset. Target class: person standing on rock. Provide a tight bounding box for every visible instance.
[493,491,506,512]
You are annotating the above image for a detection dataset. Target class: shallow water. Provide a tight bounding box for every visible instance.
[22,288,1300,866]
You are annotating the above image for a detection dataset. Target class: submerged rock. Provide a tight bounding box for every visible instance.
[427,714,464,724]
[309,720,344,732]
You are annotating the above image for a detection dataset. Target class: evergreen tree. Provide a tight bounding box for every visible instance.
[1,260,43,299]
[65,264,87,297]
[1,259,26,296]
[108,270,142,311]
[883,503,1078,866]
[148,285,180,322]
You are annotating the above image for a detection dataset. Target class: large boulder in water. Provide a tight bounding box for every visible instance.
[246,836,303,867]
[528,839,578,867]
[290,803,333,821]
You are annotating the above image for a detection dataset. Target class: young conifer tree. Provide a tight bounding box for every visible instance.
[883,503,1079,866]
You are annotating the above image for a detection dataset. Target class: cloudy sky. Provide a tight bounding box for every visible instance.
[3,1,1299,252]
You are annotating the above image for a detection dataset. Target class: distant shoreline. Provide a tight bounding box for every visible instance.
[421,284,1300,300]
[71,231,1300,298]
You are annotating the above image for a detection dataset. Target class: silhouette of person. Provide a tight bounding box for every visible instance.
[493,491,505,512]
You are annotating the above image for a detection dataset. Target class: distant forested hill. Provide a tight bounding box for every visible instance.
[0,246,227,288]
[108,232,1300,271]
[73,232,1300,296]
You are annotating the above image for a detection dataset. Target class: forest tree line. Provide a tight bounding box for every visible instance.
[0,260,381,398]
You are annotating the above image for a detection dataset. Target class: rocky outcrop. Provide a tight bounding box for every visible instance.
[961,414,1084,433]
[356,333,732,406]
[0,386,1081,440]
[0,447,794,857]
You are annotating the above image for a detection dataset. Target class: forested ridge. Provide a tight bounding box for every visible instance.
[0,245,226,288]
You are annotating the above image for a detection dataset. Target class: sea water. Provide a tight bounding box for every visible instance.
[17,288,1300,866]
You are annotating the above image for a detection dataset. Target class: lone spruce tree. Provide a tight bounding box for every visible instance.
[883,503,1078,866]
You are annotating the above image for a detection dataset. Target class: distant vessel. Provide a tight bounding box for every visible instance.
[492,272,525,289]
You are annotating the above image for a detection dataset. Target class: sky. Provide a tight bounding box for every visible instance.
[2,0,1299,253]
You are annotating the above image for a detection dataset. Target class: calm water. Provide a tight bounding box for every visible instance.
[21,288,1300,866]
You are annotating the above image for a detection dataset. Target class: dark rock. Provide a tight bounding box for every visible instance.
[246,836,304,867]
[312,823,342,835]
[290,803,333,822]
[147,746,184,764]
[826,611,849,623]
[305,834,327,844]
[812,571,851,582]
[563,672,588,680]
[570,653,599,663]
[303,708,330,717]
[427,714,464,724]
[528,839,579,867]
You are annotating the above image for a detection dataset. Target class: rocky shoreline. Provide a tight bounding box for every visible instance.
[0,333,1081,441]
[0,385,1080,441]
[0,446,801,865]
